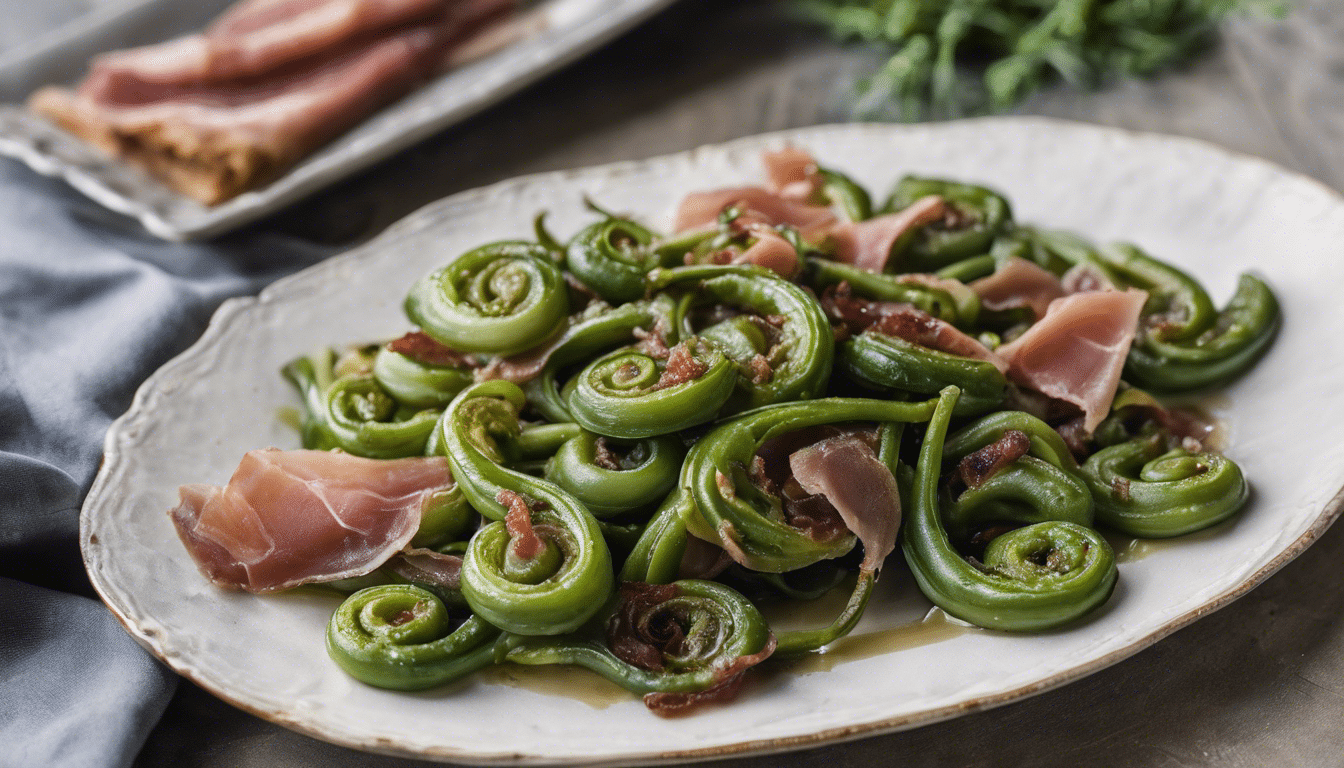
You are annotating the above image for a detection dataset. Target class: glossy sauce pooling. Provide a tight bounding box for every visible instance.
[784,607,976,675]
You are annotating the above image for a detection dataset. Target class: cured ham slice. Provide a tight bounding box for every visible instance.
[969,256,1066,320]
[829,196,947,273]
[789,434,901,572]
[995,288,1148,433]
[28,0,517,204]
[83,0,448,101]
[170,449,453,593]
[761,147,820,201]
[731,225,800,279]
[673,187,836,241]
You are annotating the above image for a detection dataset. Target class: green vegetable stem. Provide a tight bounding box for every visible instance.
[1080,434,1248,538]
[440,381,614,635]
[901,387,1118,631]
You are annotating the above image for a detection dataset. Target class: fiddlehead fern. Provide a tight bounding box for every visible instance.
[440,381,613,635]
[405,242,570,356]
[544,432,684,517]
[901,387,1117,631]
[567,341,739,439]
[1080,434,1248,538]
[326,584,499,690]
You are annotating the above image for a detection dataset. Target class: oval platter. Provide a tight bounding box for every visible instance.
[81,119,1344,765]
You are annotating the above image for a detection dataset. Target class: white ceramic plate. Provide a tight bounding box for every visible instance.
[0,0,678,241]
[81,119,1344,765]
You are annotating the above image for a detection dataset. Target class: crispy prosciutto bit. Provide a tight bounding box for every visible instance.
[499,488,546,560]
[387,330,474,367]
[384,547,463,590]
[654,342,709,390]
[821,286,1007,373]
[969,256,1066,321]
[828,195,947,273]
[677,535,732,580]
[169,449,454,593]
[29,0,517,204]
[996,289,1148,433]
[673,187,836,242]
[958,429,1032,489]
[788,433,902,572]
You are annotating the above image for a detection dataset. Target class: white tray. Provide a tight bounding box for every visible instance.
[0,0,678,240]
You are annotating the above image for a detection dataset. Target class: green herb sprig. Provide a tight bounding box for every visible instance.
[794,0,1285,119]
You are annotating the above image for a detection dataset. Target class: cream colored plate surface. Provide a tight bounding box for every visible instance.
[81,119,1344,764]
[0,0,679,240]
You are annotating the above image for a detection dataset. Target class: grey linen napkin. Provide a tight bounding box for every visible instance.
[0,161,333,767]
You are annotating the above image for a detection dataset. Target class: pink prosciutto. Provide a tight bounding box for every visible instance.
[731,225,800,279]
[673,188,836,241]
[169,449,453,593]
[829,195,947,273]
[28,0,516,204]
[761,146,821,201]
[82,0,449,101]
[969,256,1066,321]
[996,288,1149,433]
[788,434,901,572]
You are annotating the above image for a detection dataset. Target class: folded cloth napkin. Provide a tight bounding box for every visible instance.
[0,160,332,767]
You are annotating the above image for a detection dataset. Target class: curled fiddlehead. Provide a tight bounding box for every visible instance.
[681,396,938,573]
[283,352,439,458]
[882,177,1013,271]
[567,340,739,439]
[649,264,834,409]
[939,411,1095,542]
[902,387,1118,631]
[1126,272,1280,392]
[501,296,679,423]
[565,216,662,304]
[1080,434,1248,538]
[816,167,874,221]
[405,242,570,356]
[498,579,774,712]
[326,584,499,690]
[544,432,684,517]
[440,381,613,635]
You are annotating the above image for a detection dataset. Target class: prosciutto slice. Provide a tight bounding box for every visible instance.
[672,187,836,241]
[29,0,516,204]
[788,434,901,572]
[829,195,947,273]
[82,0,448,101]
[995,289,1149,433]
[761,146,821,201]
[969,256,1066,321]
[731,225,800,279]
[170,449,453,593]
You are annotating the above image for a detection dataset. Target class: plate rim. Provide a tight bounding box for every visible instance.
[81,117,1344,765]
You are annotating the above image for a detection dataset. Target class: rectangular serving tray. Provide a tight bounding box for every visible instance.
[0,0,678,240]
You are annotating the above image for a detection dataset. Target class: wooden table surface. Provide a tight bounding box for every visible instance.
[133,1,1344,765]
